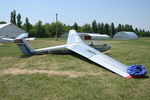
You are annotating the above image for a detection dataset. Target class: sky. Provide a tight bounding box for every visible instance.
[0,0,150,31]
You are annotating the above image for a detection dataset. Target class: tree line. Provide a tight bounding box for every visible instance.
[1,10,150,37]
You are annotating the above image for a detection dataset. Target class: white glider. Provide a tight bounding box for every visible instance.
[0,33,36,42]
[16,30,133,79]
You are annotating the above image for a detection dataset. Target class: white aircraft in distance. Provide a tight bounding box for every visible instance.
[16,30,133,79]
[0,33,36,42]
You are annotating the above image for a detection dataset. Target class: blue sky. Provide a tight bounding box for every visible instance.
[1,0,150,30]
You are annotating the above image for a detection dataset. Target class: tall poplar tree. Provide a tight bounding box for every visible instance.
[135,28,139,32]
[110,23,116,37]
[24,17,31,32]
[129,25,134,32]
[117,24,122,32]
[98,23,101,34]
[10,10,16,25]
[17,13,22,28]
[92,20,98,33]
[104,23,110,35]
[100,23,104,34]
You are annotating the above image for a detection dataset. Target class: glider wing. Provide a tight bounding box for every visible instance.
[66,30,131,78]
[67,43,130,78]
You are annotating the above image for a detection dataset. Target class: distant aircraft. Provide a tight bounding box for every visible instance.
[15,30,133,79]
[0,33,36,42]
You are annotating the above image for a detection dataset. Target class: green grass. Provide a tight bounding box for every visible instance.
[0,38,150,100]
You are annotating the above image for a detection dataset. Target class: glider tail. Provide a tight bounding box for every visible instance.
[15,39,34,55]
[67,30,83,44]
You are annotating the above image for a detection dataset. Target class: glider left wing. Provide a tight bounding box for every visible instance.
[67,43,130,78]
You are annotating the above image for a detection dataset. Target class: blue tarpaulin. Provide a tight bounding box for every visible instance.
[127,65,147,76]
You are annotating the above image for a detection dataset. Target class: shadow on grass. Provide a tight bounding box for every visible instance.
[20,55,33,58]
[20,52,71,58]
[70,52,102,67]
[0,45,11,47]
[70,52,120,75]
[142,75,149,79]
[132,75,149,79]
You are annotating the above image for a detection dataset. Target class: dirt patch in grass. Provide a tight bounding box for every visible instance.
[0,43,4,45]
[0,57,15,63]
[1,68,100,78]
[1,57,14,60]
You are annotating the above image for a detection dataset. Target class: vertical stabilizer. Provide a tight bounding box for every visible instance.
[16,39,34,54]
[67,30,83,44]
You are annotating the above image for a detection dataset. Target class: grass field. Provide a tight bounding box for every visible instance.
[0,38,150,100]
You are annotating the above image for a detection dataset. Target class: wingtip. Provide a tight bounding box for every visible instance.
[125,75,134,79]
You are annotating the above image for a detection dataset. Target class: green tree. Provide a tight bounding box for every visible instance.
[73,22,79,31]
[56,22,65,37]
[49,22,65,37]
[134,28,139,32]
[34,20,46,37]
[0,21,6,24]
[110,23,116,37]
[24,17,31,32]
[100,23,104,34]
[142,29,145,33]
[121,25,125,31]
[104,23,110,35]
[123,24,134,31]
[17,13,22,28]
[124,24,130,31]
[117,24,122,32]
[43,23,51,37]
[129,25,134,32]
[82,24,92,33]
[92,20,98,33]
[64,25,73,32]
[98,23,101,34]
[10,10,16,25]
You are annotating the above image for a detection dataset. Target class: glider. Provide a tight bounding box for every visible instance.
[0,33,36,42]
[16,30,134,79]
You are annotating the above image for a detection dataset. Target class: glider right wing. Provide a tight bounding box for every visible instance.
[67,30,132,78]
[67,43,131,78]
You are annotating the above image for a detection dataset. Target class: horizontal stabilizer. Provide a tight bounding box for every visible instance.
[15,33,28,40]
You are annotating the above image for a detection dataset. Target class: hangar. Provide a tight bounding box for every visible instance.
[0,23,27,38]
[113,31,138,40]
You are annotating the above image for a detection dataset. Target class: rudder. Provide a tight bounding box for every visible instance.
[16,39,34,55]
[67,30,83,44]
